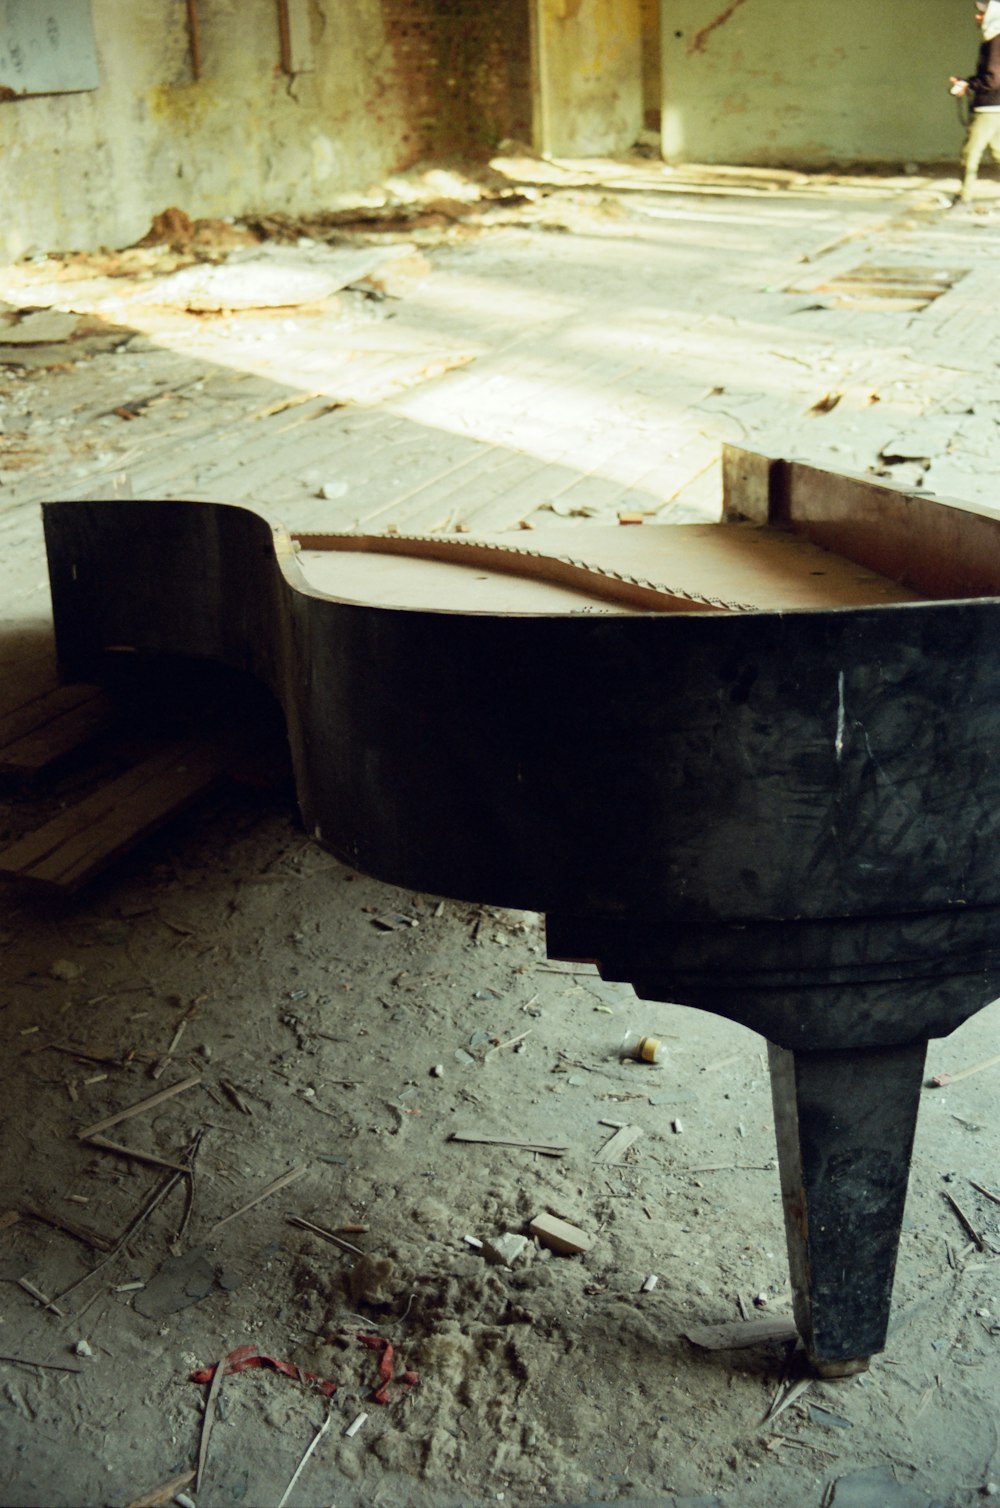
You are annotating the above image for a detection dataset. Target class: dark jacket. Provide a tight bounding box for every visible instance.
[969,36,1000,109]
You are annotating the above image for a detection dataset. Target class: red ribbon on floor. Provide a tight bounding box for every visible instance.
[189,1334,418,1405]
[356,1332,419,1405]
[189,1343,337,1397]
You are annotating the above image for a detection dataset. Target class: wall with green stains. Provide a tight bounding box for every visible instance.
[660,0,973,168]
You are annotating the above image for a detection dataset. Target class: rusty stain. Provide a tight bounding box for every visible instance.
[186,0,203,81]
[557,0,586,20]
[689,0,751,55]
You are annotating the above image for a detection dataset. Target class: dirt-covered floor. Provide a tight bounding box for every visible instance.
[1,155,1000,1508]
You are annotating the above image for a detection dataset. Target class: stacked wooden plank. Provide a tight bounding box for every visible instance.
[0,677,235,894]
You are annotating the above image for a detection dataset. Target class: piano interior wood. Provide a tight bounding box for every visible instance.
[291,522,920,615]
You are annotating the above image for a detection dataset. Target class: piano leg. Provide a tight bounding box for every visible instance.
[767,1039,927,1377]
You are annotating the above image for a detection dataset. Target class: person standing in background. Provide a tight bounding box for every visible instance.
[950,1,1000,203]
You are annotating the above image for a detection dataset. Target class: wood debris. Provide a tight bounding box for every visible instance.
[209,1165,308,1237]
[928,1051,1000,1088]
[17,1276,66,1317]
[77,1074,202,1140]
[286,1214,365,1256]
[529,1212,593,1255]
[683,1316,799,1351]
[595,1123,643,1164]
[0,1352,84,1373]
[449,1131,567,1157]
[196,1354,227,1492]
[86,1135,192,1175]
[942,1190,985,1250]
[125,1469,197,1508]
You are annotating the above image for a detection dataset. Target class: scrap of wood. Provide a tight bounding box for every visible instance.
[220,1079,253,1114]
[683,1316,799,1352]
[928,1052,1000,1088]
[150,1016,189,1081]
[943,1190,985,1250]
[21,1206,113,1253]
[970,1180,1000,1207]
[449,1131,567,1157]
[77,1074,202,1140]
[529,1212,593,1255]
[17,1276,66,1317]
[0,1352,84,1373]
[53,1150,195,1309]
[86,1134,192,1175]
[0,737,233,893]
[764,1376,813,1424]
[286,1215,364,1257]
[484,1029,531,1058]
[126,1470,197,1508]
[196,1351,226,1491]
[209,1165,308,1237]
[595,1124,643,1164]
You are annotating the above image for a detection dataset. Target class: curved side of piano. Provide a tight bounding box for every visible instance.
[41,494,1000,1051]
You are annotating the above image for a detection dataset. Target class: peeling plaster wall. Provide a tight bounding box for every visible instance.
[0,0,528,258]
[661,0,971,168]
[534,0,643,158]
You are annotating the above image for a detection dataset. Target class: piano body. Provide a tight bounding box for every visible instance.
[40,445,1000,1378]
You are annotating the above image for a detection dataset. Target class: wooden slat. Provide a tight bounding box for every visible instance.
[0,738,232,893]
[0,683,113,774]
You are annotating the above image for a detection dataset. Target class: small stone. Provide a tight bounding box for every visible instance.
[482,1233,529,1268]
[74,1339,93,1357]
[430,1064,444,1078]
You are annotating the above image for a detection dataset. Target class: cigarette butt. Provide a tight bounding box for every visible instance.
[345,1412,368,1438]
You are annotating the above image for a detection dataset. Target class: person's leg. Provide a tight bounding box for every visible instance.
[960,112,994,199]
[986,115,1000,171]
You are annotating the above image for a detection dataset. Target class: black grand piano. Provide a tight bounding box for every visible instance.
[40,444,1000,1378]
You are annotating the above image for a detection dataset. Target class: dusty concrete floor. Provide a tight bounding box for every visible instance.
[1,155,1000,1508]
